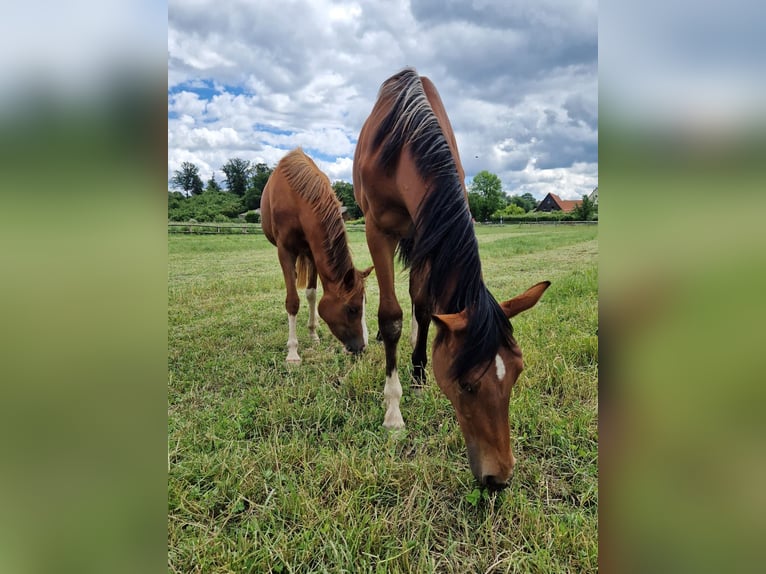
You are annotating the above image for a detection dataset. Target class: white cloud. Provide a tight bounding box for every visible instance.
[168,0,597,198]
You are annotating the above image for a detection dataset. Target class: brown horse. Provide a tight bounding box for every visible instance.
[353,69,550,489]
[261,148,372,364]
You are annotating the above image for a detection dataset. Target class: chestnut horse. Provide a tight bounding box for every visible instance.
[261,148,372,364]
[353,69,550,489]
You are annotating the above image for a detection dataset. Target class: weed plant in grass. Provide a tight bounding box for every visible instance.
[169,224,597,573]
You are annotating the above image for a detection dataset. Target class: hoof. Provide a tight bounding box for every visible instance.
[286,357,301,365]
[383,420,406,431]
[383,412,405,430]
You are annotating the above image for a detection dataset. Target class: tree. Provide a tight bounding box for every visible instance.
[244,162,273,210]
[221,158,251,196]
[167,190,186,213]
[171,161,204,196]
[467,192,484,222]
[205,173,222,193]
[468,170,505,221]
[520,192,538,211]
[332,180,362,219]
[490,203,525,221]
[508,192,538,212]
[572,194,596,220]
[167,189,243,222]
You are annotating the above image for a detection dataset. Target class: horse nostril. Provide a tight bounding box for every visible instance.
[346,342,365,355]
[482,475,509,491]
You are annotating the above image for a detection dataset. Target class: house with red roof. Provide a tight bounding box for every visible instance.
[535,192,582,213]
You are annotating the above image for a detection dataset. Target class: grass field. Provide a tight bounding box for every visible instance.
[168,224,598,573]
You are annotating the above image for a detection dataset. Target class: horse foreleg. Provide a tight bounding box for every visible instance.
[409,272,431,389]
[380,311,404,429]
[305,265,319,342]
[277,246,302,364]
[367,224,404,429]
[410,303,431,390]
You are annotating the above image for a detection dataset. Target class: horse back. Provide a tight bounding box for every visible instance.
[260,159,306,250]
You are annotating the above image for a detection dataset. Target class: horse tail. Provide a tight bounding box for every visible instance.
[296,255,314,289]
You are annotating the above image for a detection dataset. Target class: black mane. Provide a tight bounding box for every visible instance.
[372,68,513,381]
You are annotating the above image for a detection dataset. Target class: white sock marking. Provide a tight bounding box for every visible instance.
[306,289,318,340]
[495,353,505,380]
[287,313,300,363]
[383,369,405,429]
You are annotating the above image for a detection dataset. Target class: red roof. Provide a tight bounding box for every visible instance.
[546,193,582,213]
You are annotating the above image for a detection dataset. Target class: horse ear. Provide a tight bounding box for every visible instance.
[360,266,374,279]
[343,267,357,291]
[432,310,468,333]
[500,281,551,319]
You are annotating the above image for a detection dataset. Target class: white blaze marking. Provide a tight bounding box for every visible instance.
[383,369,405,429]
[495,354,506,380]
[362,294,369,346]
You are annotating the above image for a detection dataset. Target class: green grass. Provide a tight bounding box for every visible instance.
[169,224,598,573]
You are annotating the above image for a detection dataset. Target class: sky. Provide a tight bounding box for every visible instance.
[168,0,598,200]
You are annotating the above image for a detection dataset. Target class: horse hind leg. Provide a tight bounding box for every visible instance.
[300,256,320,342]
[286,313,301,364]
[410,304,418,348]
[410,303,431,390]
[278,247,302,364]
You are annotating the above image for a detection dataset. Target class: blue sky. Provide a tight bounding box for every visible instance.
[168,0,598,199]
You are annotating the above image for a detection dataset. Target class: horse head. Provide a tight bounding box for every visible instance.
[318,266,374,355]
[431,281,550,489]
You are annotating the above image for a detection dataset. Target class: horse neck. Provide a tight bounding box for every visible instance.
[306,214,353,291]
[410,191,485,314]
[433,261,485,315]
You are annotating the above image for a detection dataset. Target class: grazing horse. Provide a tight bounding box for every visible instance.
[353,69,550,489]
[261,148,372,364]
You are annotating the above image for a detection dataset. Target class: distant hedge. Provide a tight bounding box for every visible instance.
[488,211,598,223]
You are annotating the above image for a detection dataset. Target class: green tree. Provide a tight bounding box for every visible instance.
[167,191,186,214]
[221,158,251,197]
[206,173,222,193]
[508,192,538,212]
[572,194,597,220]
[171,161,204,196]
[467,192,484,221]
[332,180,362,219]
[490,203,526,221]
[521,192,538,211]
[244,162,273,210]
[167,189,243,222]
[468,170,505,221]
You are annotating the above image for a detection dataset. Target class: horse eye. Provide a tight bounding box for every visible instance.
[347,306,360,316]
[459,380,476,394]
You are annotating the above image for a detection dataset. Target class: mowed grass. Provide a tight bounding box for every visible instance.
[168,224,598,573]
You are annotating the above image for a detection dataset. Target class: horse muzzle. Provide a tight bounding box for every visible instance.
[468,443,514,490]
[481,474,510,491]
[345,341,366,355]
